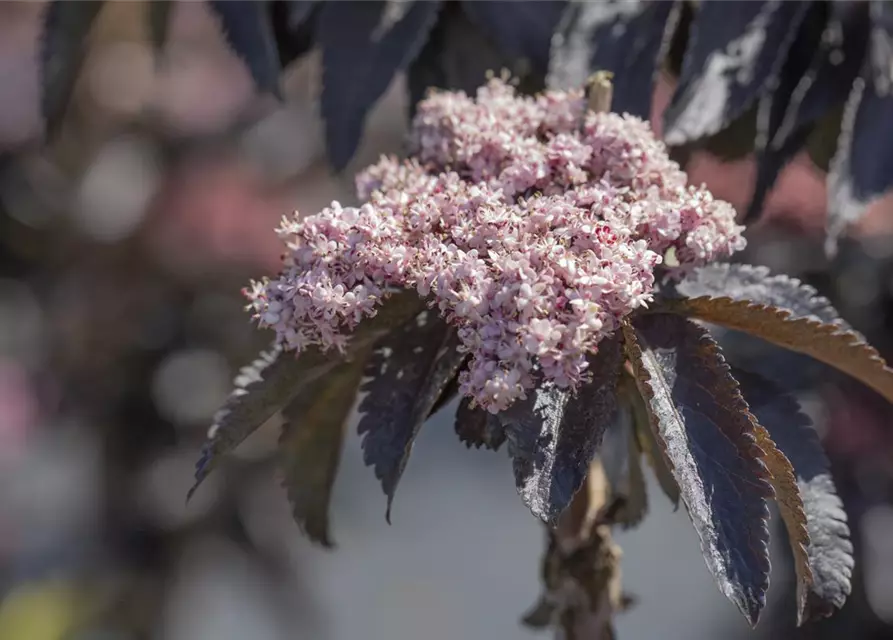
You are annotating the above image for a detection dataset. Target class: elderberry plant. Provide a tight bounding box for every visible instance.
[189,75,885,637]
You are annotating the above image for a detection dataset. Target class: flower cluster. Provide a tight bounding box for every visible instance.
[247,79,745,412]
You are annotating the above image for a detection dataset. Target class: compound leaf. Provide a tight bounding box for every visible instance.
[455,398,505,451]
[736,369,853,622]
[623,314,773,625]
[209,0,282,97]
[190,292,424,497]
[320,0,442,171]
[499,335,622,524]
[279,356,367,547]
[41,0,104,137]
[664,1,810,146]
[548,0,677,118]
[358,312,466,521]
[663,295,893,404]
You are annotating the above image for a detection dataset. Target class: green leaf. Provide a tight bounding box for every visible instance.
[147,0,173,61]
[454,398,505,451]
[623,314,773,625]
[663,1,811,146]
[548,0,677,118]
[357,312,466,521]
[319,0,442,171]
[190,291,424,498]
[209,0,282,98]
[499,335,622,524]
[40,0,104,137]
[735,369,853,622]
[662,295,893,404]
[279,356,367,547]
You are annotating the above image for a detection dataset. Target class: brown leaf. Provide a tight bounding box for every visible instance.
[279,356,367,547]
[662,296,893,404]
[753,424,813,622]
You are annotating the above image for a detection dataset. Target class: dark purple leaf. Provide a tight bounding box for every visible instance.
[40,1,104,137]
[735,368,853,622]
[746,2,828,221]
[773,2,869,149]
[499,335,622,524]
[209,0,282,98]
[623,315,773,625]
[461,0,565,73]
[548,0,677,118]
[827,75,893,255]
[190,292,424,499]
[279,358,366,547]
[319,0,442,171]
[455,398,505,451]
[663,1,810,146]
[358,313,466,521]
[284,0,318,31]
[673,263,851,329]
[272,0,319,68]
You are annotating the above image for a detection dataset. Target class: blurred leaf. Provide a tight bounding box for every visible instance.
[662,0,694,79]
[455,398,505,451]
[320,0,442,171]
[284,0,318,31]
[746,1,828,221]
[682,106,757,162]
[674,263,851,328]
[622,314,772,625]
[622,370,680,508]
[870,0,893,94]
[663,1,810,146]
[209,0,282,98]
[521,596,556,629]
[774,3,868,150]
[499,335,622,524]
[663,295,893,404]
[462,0,565,74]
[190,291,424,498]
[271,0,319,69]
[358,313,465,521]
[599,399,648,529]
[736,369,853,622]
[806,105,844,173]
[827,77,893,255]
[40,1,104,137]
[147,0,173,60]
[548,0,677,118]
[279,356,367,547]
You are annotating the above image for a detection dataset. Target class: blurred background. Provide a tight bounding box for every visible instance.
[1,2,893,639]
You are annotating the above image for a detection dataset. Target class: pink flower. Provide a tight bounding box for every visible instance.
[247,79,745,411]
